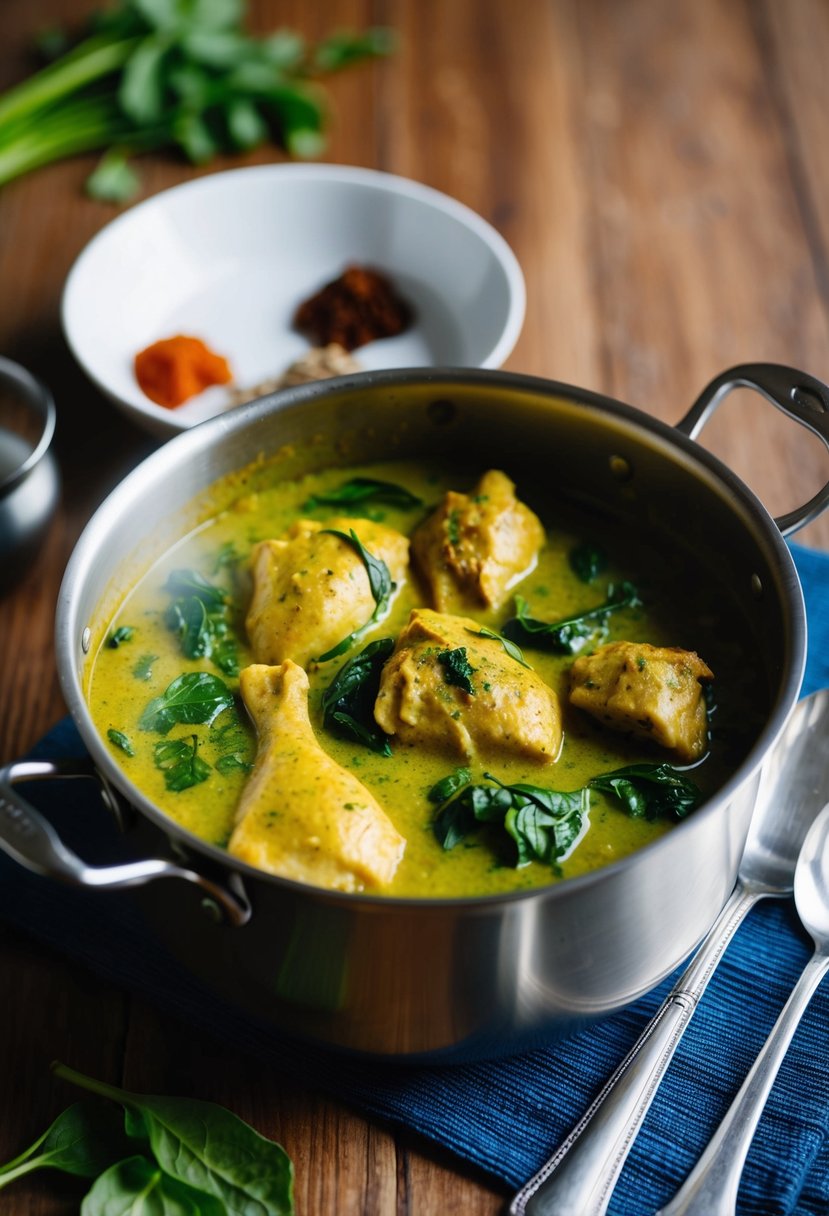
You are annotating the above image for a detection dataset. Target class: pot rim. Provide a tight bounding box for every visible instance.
[55,366,806,908]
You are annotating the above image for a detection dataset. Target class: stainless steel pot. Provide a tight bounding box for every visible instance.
[2,364,828,1061]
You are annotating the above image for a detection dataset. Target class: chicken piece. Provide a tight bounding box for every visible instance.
[374,608,562,764]
[246,516,409,668]
[229,661,405,891]
[412,470,545,612]
[569,641,714,762]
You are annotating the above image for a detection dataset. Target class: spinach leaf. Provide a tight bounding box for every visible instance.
[139,673,234,734]
[589,763,702,821]
[107,729,135,757]
[108,626,135,648]
[213,540,240,571]
[81,1154,226,1215]
[504,581,642,655]
[317,530,393,662]
[433,773,589,866]
[437,647,475,694]
[466,625,531,669]
[569,542,607,583]
[165,569,225,608]
[0,1101,132,1190]
[427,767,471,804]
[216,753,252,774]
[153,736,211,792]
[53,1063,294,1216]
[133,653,158,682]
[321,637,394,754]
[164,570,241,676]
[304,477,422,511]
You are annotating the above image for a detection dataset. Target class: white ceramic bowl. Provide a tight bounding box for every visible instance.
[61,164,525,438]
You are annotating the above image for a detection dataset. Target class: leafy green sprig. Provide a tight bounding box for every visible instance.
[504,581,642,655]
[304,477,422,512]
[321,637,394,754]
[164,568,241,677]
[317,529,393,662]
[431,762,703,867]
[0,0,395,200]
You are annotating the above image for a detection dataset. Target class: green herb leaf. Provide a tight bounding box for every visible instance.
[504,581,642,655]
[312,27,397,72]
[427,767,471,805]
[317,530,393,662]
[118,33,169,124]
[107,729,135,757]
[466,625,530,669]
[133,654,158,682]
[53,1063,294,1216]
[0,1101,133,1190]
[108,626,135,648]
[139,672,234,734]
[215,753,252,774]
[80,1154,226,1216]
[589,763,703,821]
[321,637,394,754]
[85,148,140,202]
[433,773,588,867]
[437,647,475,694]
[305,478,422,511]
[165,570,225,607]
[153,736,211,792]
[569,542,607,583]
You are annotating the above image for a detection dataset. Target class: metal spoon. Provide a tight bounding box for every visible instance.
[657,799,829,1214]
[510,687,829,1216]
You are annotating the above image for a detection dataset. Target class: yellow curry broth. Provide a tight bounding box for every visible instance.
[87,459,759,897]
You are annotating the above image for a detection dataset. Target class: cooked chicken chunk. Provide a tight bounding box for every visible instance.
[412,470,545,612]
[229,661,405,891]
[245,516,409,668]
[569,641,714,762]
[374,608,562,763]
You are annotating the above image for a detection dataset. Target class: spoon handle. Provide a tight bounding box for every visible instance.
[657,949,829,1216]
[509,883,762,1216]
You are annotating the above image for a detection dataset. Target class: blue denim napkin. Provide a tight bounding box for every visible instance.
[2,543,828,1215]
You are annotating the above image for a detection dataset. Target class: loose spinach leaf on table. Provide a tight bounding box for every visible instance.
[589,763,702,820]
[316,530,393,662]
[504,580,642,655]
[81,1154,225,1216]
[304,477,422,511]
[153,736,211,792]
[0,1101,132,1190]
[321,637,394,754]
[53,1063,294,1216]
[139,672,234,734]
[437,646,475,694]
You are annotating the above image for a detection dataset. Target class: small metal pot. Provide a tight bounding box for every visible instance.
[1,364,828,1061]
[0,356,59,592]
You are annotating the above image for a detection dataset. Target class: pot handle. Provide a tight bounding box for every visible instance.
[0,757,251,927]
[675,362,829,535]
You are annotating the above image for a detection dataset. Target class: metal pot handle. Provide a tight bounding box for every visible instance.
[675,362,829,535]
[0,757,250,927]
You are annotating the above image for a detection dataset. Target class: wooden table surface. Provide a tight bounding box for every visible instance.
[2,1,829,1212]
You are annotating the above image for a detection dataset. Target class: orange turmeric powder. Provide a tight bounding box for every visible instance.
[134,335,232,408]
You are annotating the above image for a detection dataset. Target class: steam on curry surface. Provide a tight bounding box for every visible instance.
[87,460,761,898]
